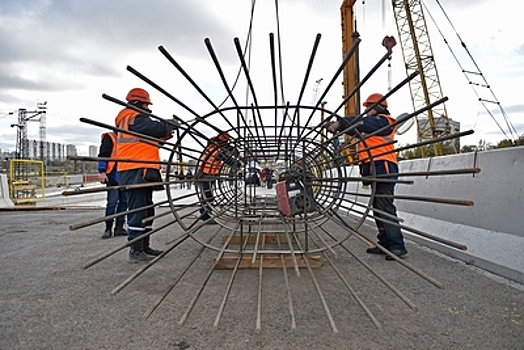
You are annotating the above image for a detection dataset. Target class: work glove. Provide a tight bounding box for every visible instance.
[325,121,340,134]
[98,172,108,184]
[160,132,174,141]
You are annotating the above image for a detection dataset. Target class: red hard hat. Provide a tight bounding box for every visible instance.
[126,88,152,105]
[217,131,231,141]
[363,93,387,108]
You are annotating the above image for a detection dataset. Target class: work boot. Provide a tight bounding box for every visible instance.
[142,235,163,256]
[114,221,128,236]
[205,218,218,225]
[128,241,154,263]
[101,221,112,239]
[385,249,408,261]
[366,246,386,255]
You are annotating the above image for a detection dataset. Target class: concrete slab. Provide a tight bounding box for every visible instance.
[0,204,522,349]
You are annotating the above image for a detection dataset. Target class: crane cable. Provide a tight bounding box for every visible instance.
[217,0,256,109]
[218,0,290,125]
[273,0,295,125]
[423,0,519,143]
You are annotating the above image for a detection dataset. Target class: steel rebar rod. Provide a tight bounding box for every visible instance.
[203,38,255,139]
[329,210,445,289]
[79,115,177,151]
[110,232,191,296]
[377,167,481,178]
[282,218,301,277]
[311,239,382,329]
[142,232,219,319]
[80,218,175,270]
[276,233,297,330]
[255,233,267,332]
[213,230,252,328]
[213,257,242,328]
[70,199,169,231]
[177,259,220,327]
[293,234,339,334]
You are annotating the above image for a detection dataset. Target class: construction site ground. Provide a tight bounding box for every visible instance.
[1,205,523,350]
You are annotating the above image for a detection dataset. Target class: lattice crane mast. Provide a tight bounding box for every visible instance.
[340,0,456,157]
[11,102,47,161]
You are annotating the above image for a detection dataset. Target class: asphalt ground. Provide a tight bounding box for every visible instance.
[1,205,523,350]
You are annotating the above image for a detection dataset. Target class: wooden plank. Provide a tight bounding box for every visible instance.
[221,233,296,245]
[214,254,322,270]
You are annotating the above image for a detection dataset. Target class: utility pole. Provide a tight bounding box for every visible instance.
[38,102,47,163]
[10,102,47,180]
[10,102,47,160]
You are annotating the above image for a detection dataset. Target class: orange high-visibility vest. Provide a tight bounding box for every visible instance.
[101,132,117,173]
[199,142,222,175]
[358,114,398,164]
[115,109,160,171]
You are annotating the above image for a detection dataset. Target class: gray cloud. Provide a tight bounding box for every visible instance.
[0,0,236,94]
[46,123,102,145]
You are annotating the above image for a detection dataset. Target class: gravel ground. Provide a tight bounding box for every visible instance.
[0,207,523,350]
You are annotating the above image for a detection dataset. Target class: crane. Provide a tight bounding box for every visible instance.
[311,78,328,143]
[340,0,456,156]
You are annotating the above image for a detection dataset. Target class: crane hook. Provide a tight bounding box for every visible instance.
[382,36,396,54]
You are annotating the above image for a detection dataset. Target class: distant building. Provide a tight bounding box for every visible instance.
[417,117,461,151]
[17,140,67,163]
[88,145,97,158]
[66,144,77,158]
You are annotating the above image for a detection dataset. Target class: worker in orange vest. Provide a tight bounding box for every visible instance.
[197,131,239,222]
[115,88,176,263]
[97,130,128,239]
[326,93,407,260]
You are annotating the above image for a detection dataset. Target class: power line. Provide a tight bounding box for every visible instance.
[424,0,519,142]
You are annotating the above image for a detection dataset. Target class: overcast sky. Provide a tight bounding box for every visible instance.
[0,0,522,157]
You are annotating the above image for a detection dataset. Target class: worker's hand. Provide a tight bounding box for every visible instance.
[160,132,174,141]
[98,173,108,184]
[325,121,340,134]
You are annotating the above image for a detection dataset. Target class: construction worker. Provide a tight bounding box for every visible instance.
[185,169,193,189]
[264,167,274,189]
[197,131,239,222]
[97,130,128,239]
[326,93,408,260]
[115,88,176,263]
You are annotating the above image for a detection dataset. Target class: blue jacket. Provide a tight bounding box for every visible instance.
[97,131,119,185]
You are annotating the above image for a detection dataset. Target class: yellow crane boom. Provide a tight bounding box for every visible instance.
[340,0,457,156]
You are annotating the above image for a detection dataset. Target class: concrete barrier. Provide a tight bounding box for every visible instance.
[0,174,15,208]
[343,146,524,284]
